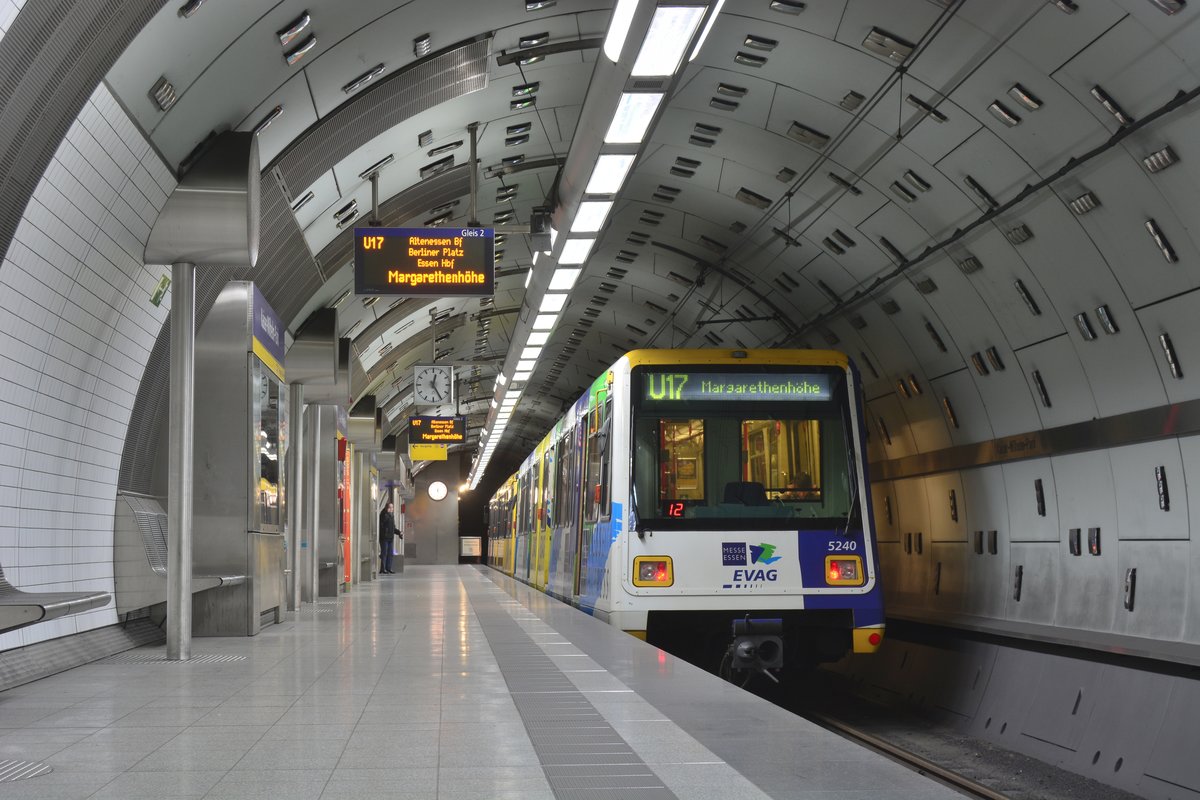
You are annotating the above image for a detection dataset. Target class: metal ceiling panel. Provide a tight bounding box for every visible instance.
[302,181,373,253]
[726,0,848,39]
[948,46,1108,177]
[906,14,1000,92]
[861,147,974,239]
[1015,335,1100,429]
[289,170,339,229]
[1054,15,1194,131]
[670,67,775,130]
[234,73,319,168]
[934,126,1037,213]
[278,37,489,200]
[105,0,279,134]
[1007,0,1125,75]
[861,79,981,166]
[1058,156,1200,308]
[767,84,895,172]
[834,0,940,65]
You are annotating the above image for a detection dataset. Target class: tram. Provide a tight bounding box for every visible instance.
[486,349,884,677]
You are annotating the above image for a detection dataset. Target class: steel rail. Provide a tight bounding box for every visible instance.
[808,711,1011,800]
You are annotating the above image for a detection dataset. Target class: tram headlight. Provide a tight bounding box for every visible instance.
[633,556,673,587]
[825,555,865,586]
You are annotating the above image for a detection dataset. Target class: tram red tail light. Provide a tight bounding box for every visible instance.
[824,555,865,586]
[633,556,673,587]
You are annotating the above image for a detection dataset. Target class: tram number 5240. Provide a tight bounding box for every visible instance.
[646,373,689,401]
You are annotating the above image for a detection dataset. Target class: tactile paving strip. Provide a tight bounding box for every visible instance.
[99,653,247,664]
[464,580,679,800]
[0,760,52,781]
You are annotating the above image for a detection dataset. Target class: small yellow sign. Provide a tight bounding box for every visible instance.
[409,443,448,461]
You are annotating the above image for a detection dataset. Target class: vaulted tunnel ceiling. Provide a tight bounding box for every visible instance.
[104,0,1200,491]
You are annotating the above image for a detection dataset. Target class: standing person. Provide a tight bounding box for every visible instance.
[379,501,397,574]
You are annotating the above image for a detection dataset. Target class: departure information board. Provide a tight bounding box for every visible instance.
[409,415,466,444]
[355,227,495,296]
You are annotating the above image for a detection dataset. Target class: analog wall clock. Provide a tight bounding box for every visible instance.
[427,480,448,501]
[413,365,454,406]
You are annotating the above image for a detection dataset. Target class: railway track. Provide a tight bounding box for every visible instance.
[807,710,1009,800]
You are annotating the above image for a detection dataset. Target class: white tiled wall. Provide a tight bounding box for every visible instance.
[0,0,27,38]
[0,82,175,650]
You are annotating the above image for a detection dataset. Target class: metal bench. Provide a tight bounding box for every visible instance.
[115,495,246,615]
[0,564,110,634]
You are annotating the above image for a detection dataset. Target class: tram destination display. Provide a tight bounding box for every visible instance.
[355,227,495,296]
[409,415,466,444]
[641,372,832,403]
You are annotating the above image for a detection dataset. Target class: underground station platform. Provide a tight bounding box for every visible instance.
[0,566,958,800]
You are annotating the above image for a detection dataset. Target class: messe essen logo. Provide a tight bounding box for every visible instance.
[721,542,782,588]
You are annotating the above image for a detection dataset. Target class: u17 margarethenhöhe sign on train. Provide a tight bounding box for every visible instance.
[354,227,495,296]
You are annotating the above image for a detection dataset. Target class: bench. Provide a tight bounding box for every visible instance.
[114,495,246,616]
[0,563,111,634]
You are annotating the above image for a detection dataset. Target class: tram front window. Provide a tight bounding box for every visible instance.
[632,368,856,529]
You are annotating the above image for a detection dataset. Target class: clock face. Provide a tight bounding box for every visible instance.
[428,480,448,501]
[414,365,453,405]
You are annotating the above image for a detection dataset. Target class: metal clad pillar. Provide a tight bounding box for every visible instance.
[287,383,304,611]
[145,131,260,660]
[166,262,195,660]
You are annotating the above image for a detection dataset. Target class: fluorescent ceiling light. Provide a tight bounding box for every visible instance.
[517,359,537,371]
[521,346,543,359]
[559,238,595,264]
[605,93,663,144]
[572,201,613,233]
[550,227,559,251]
[604,0,640,61]
[532,251,540,265]
[513,371,533,381]
[527,331,551,345]
[689,0,726,61]
[633,6,707,76]
[525,268,533,288]
[533,313,558,330]
[549,268,581,291]
[540,293,568,312]
[585,154,637,195]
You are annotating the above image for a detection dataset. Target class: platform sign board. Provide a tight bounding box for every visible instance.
[355,227,495,296]
[460,537,482,557]
[251,284,286,382]
[409,415,466,444]
[409,443,448,461]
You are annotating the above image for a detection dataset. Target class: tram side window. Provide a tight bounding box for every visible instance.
[555,431,572,527]
[520,472,533,533]
[542,445,555,527]
[584,399,612,522]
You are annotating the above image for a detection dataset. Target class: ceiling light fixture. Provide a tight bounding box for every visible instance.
[631,6,707,76]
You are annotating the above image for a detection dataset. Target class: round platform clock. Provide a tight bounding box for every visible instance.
[414,365,453,405]
[428,480,448,501]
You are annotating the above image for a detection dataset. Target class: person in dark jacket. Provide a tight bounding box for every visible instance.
[379,502,397,574]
